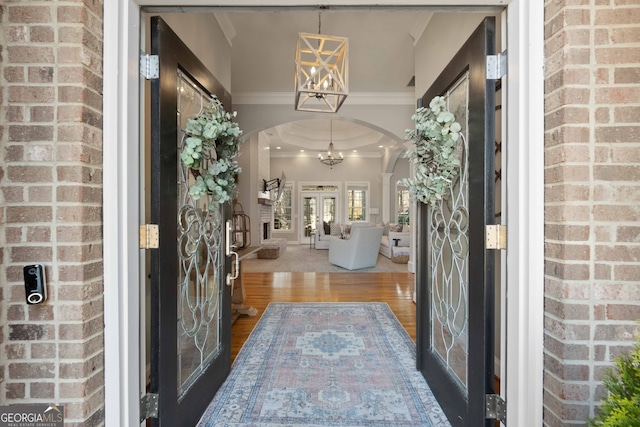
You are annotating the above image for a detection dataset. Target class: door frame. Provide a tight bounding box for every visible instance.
[103,1,545,426]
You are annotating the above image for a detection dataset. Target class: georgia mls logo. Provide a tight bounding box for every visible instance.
[0,404,64,427]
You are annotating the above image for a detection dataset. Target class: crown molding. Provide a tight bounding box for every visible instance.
[213,12,236,46]
[233,92,415,106]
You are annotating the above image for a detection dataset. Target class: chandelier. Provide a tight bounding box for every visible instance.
[318,120,343,168]
[294,13,348,113]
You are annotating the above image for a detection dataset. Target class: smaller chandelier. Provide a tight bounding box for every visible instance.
[294,14,348,113]
[319,120,343,169]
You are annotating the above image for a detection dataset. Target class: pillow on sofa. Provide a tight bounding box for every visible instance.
[382,222,389,236]
[330,223,342,236]
[403,224,411,233]
[390,223,403,232]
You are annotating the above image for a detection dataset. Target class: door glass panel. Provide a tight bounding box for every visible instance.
[302,196,317,237]
[429,73,470,391]
[322,196,336,223]
[176,70,224,399]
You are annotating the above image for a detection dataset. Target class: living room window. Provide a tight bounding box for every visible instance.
[346,182,369,222]
[397,185,410,225]
[273,183,293,232]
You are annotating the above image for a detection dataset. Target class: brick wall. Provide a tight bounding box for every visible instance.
[544,0,640,425]
[0,1,105,425]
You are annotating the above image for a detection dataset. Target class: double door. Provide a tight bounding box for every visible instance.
[301,191,339,244]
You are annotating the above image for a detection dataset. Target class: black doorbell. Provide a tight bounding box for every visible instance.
[23,264,47,304]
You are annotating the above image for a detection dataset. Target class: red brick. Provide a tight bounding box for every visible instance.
[8,86,55,103]
[10,246,52,263]
[27,66,54,84]
[614,265,640,281]
[9,363,55,379]
[545,204,591,221]
[6,206,53,223]
[594,205,640,222]
[545,224,590,241]
[595,324,638,340]
[6,106,24,122]
[616,226,640,242]
[29,26,55,43]
[546,242,591,260]
[7,166,52,183]
[596,8,640,25]
[5,383,25,399]
[26,226,52,242]
[56,186,102,203]
[2,186,24,203]
[5,26,27,43]
[31,382,55,399]
[31,343,57,359]
[594,165,640,181]
[595,244,640,261]
[606,304,640,321]
[596,87,640,104]
[28,186,53,203]
[59,262,103,281]
[29,106,55,122]
[614,67,640,84]
[594,263,612,280]
[56,206,101,223]
[8,125,54,142]
[57,6,88,24]
[614,106,640,122]
[5,344,26,359]
[611,27,640,44]
[8,6,52,24]
[7,46,55,64]
[545,125,590,146]
[596,47,640,64]
[545,260,590,280]
[544,315,590,341]
[545,164,590,183]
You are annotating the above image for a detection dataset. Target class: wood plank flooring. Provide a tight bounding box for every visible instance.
[231,271,416,362]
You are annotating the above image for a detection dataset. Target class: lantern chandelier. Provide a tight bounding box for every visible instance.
[294,13,349,113]
[318,120,343,168]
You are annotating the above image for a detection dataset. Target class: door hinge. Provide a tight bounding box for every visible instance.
[485,224,507,250]
[486,394,506,423]
[140,224,159,249]
[487,50,507,79]
[140,393,159,421]
[140,52,159,80]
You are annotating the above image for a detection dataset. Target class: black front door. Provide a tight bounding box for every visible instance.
[415,17,497,427]
[149,16,233,427]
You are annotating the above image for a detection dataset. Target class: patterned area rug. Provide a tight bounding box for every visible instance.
[198,303,450,427]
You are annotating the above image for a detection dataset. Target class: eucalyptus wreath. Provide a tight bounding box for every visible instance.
[180,96,243,205]
[400,96,463,207]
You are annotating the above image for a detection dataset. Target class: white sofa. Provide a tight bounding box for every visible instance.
[315,221,375,249]
[328,225,384,270]
[379,226,411,259]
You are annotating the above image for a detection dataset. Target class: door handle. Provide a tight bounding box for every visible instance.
[225,220,239,286]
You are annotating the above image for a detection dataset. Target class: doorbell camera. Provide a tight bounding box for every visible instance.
[23,264,47,305]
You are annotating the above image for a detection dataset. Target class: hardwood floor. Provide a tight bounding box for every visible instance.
[231,271,416,362]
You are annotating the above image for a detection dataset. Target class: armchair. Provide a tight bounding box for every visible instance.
[328,226,384,270]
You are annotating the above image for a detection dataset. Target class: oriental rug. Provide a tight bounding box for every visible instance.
[197,302,450,427]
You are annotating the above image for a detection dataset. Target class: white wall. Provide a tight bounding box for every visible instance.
[270,155,384,243]
[154,13,232,92]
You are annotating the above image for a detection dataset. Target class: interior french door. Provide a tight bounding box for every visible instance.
[149,16,233,427]
[415,17,497,427]
[300,190,338,244]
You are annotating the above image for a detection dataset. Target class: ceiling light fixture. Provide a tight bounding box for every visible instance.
[294,12,348,113]
[319,120,343,169]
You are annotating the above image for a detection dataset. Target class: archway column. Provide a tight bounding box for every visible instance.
[381,173,394,223]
